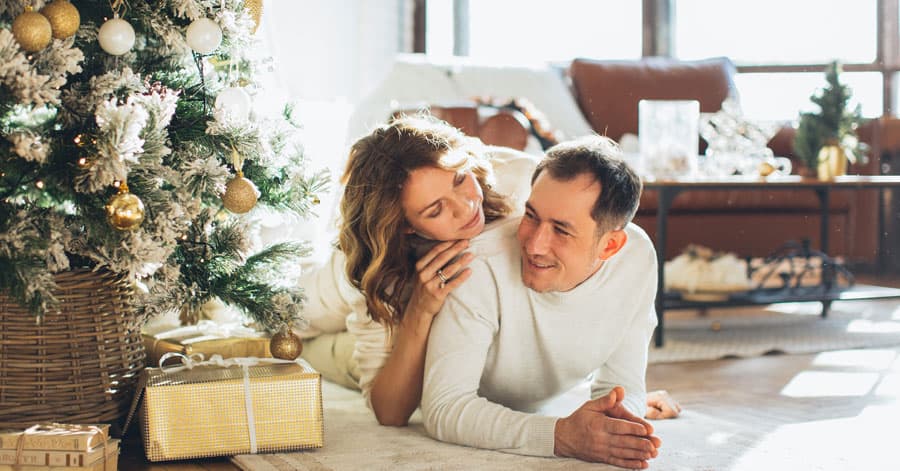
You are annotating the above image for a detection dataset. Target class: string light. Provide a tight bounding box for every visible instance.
[35,180,45,189]
[77,157,89,167]
[73,134,84,146]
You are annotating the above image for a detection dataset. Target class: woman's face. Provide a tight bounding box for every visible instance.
[400,165,485,241]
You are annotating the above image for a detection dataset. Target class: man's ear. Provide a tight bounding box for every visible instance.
[597,229,628,261]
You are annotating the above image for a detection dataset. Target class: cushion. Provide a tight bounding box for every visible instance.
[347,54,595,146]
[569,57,737,142]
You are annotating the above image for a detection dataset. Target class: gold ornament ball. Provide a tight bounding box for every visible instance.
[12,9,53,52]
[245,0,263,33]
[222,175,259,214]
[106,191,145,231]
[41,0,81,39]
[270,329,303,360]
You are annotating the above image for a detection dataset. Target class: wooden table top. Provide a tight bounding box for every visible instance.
[642,175,900,189]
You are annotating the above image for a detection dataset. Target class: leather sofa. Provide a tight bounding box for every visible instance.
[363,55,881,266]
[566,57,879,266]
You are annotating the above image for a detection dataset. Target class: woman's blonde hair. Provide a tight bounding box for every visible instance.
[339,114,512,326]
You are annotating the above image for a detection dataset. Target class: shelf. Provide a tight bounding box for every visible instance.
[663,284,900,310]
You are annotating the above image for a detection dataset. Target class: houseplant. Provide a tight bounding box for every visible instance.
[794,61,867,180]
[0,0,325,426]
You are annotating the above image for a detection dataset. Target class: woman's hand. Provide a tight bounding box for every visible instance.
[645,390,682,419]
[405,239,474,324]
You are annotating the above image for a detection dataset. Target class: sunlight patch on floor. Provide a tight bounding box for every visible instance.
[875,372,900,396]
[781,371,879,397]
[731,414,898,471]
[765,302,824,315]
[705,431,735,446]
[812,349,897,369]
[846,318,900,333]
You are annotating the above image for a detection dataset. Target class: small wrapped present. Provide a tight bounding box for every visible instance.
[142,320,272,365]
[125,354,323,461]
[0,424,118,470]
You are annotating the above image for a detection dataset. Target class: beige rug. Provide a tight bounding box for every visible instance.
[650,299,900,363]
[232,298,900,471]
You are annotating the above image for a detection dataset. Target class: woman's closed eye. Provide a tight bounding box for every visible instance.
[453,172,466,186]
[427,202,442,218]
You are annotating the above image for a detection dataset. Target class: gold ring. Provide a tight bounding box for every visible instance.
[437,269,449,284]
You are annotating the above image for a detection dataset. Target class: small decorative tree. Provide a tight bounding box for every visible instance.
[794,61,867,177]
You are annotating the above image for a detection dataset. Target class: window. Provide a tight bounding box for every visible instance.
[421,0,896,120]
[675,0,877,64]
[735,72,882,120]
[427,0,642,62]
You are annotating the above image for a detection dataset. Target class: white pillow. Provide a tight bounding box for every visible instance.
[347,54,596,145]
[449,60,595,141]
[346,55,459,142]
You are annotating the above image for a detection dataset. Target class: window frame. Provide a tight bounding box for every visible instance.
[415,0,900,116]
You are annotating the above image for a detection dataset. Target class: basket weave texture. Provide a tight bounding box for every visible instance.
[0,269,145,429]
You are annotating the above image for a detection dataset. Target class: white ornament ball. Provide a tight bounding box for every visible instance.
[186,18,222,54]
[215,87,252,121]
[98,18,135,56]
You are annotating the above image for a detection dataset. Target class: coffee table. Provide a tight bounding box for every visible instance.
[644,175,900,347]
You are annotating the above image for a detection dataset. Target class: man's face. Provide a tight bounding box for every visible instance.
[516,172,606,293]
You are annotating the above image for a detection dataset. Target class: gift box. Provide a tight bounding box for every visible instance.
[0,424,118,470]
[128,355,323,461]
[142,321,272,366]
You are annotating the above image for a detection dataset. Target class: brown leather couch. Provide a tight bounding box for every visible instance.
[566,57,879,265]
[413,57,882,266]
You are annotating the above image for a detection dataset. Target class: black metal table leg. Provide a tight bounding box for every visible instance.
[814,187,830,255]
[821,300,832,318]
[814,187,831,318]
[654,187,679,347]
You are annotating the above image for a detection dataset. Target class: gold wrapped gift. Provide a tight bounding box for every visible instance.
[128,355,323,461]
[142,321,272,366]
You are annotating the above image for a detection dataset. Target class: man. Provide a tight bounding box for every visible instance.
[421,135,662,468]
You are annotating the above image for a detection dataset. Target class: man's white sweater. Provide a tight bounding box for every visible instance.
[421,217,658,457]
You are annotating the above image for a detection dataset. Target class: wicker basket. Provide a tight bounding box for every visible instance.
[0,269,145,429]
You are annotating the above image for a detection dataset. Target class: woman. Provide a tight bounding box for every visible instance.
[297,115,680,425]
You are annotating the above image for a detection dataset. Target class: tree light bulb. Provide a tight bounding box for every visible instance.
[35,180,45,189]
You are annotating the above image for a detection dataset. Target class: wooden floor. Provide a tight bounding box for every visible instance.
[120,272,900,470]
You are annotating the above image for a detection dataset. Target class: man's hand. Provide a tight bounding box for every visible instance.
[554,386,662,469]
[645,389,682,419]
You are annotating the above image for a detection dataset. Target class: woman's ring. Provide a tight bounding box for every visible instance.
[437,269,449,285]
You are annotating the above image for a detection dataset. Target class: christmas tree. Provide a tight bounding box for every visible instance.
[794,61,866,171]
[0,0,327,333]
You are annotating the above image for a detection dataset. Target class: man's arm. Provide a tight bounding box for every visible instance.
[590,247,659,417]
[421,294,559,457]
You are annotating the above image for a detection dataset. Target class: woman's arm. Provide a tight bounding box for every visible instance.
[294,249,365,338]
[366,239,474,426]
